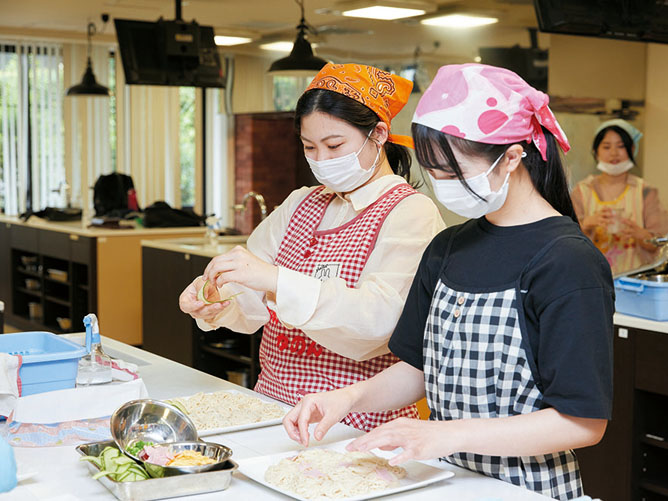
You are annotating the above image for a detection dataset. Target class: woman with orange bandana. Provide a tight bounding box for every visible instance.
[179,63,444,431]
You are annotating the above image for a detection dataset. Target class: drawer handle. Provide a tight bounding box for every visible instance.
[69,234,79,241]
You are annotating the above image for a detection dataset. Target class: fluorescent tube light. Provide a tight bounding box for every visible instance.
[421,14,498,28]
[214,35,252,46]
[342,6,425,20]
[261,41,296,52]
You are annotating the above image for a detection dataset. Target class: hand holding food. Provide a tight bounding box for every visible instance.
[283,388,357,447]
[202,246,279,294]
[178,276,231,323]
[581,207,614,231]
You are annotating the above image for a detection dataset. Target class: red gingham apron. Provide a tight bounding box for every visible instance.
[254,183,420,432]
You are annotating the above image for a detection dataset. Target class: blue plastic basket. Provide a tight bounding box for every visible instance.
[615,277,668,321]
[0,331,87,396]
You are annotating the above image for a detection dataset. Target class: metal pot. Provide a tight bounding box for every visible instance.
[631,273,668,283]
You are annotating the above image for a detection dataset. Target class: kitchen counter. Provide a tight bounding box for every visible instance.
[141,235,247,259]
[0,215,207,238]
[0,217,208,345]
[2,335,551,501]
[614,312,668,334]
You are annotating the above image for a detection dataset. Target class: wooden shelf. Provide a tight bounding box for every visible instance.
[16,267,42,278]
[640,480,668,497]
[16,287,41,298]
[200,343,253,365]
[44,276,70,286]
[44,295,71,307]
[642,434,668,451]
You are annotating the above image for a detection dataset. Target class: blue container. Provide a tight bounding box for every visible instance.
[0,332,87,396]
[615,277,668,321]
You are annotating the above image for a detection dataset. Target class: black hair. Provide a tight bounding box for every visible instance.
[294,88,413,183]
[592,125,635,164]
[411,123,577,222]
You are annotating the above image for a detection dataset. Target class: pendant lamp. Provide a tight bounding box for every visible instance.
[268,0,328,76]
[67,22,110,97]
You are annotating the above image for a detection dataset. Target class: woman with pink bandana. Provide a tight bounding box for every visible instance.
[283,64,614,500]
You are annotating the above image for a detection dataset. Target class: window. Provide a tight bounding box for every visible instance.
[109,50,117,172]
[179,86,196,207]
[273,76,310,111]
[0,42,64,215]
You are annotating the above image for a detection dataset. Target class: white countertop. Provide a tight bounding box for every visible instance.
[614,312,668,334]
[1,334,551,501]
[141,236,248,258]
[0,215,207,238]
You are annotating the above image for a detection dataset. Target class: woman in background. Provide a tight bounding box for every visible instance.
[571,119,668,275]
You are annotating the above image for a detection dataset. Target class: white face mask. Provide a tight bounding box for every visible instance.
[306,131,381,193]
[428,152,517,219]
[597,159,634,176]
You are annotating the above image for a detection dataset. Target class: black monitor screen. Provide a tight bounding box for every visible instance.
[114,18,224,87]
[534,0,668,44]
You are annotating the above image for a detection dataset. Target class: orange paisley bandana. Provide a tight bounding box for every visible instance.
[306,63,414,149]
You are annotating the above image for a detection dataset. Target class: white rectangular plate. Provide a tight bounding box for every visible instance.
[237,439,455,500]
[173,389,292,436]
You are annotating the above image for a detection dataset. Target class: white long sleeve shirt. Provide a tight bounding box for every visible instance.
[196,175,445,361]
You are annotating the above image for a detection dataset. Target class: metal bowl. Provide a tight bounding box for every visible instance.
[110,399,199,461]
[632,273,668,283]
[141,441,233,478]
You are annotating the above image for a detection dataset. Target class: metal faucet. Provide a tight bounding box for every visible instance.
[233,191,268,220]
[51,181,72,208]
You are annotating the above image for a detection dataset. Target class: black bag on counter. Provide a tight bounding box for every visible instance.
[142,201,205,228]
[93,173,140,217]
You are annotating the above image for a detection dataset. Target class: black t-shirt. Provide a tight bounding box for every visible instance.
[389,216,615,420]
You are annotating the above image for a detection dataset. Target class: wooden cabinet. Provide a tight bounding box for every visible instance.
[141,247,261,388]
[141,248,194,366]
[577,326,668,501]
[0,219,203,343]
[1,224,96,334]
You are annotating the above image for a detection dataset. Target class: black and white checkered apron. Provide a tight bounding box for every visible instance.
[423,248,583,499]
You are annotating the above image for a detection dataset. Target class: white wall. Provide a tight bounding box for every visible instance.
[643,44,668,207]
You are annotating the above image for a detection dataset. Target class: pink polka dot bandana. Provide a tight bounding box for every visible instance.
[412,64,570,161]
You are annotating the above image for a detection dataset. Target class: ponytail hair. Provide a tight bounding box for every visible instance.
[412,123,577,222]
[295,89,413,183]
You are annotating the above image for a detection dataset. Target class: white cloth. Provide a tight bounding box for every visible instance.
[197,175,445,361]
[0,354,21,418]
[12,379,148,424]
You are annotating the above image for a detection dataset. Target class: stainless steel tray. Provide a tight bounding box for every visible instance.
[75,440,238,501]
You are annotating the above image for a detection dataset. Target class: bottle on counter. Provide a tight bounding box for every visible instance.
[76,313,112,385]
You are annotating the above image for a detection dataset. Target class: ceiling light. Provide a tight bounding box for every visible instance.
[261,41,295,52]
[267,0,328,76]
[214,35,252,46]
[421,14,498,28]
[66,22,110,97]
[342,6,425,20]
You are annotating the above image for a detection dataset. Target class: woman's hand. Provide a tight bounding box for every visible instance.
[283,388,358,447]
[345,418,456,466]
[581,208,613,231]
[202,246,278,294]
[178,276,231,323]
[619,218,656,250]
